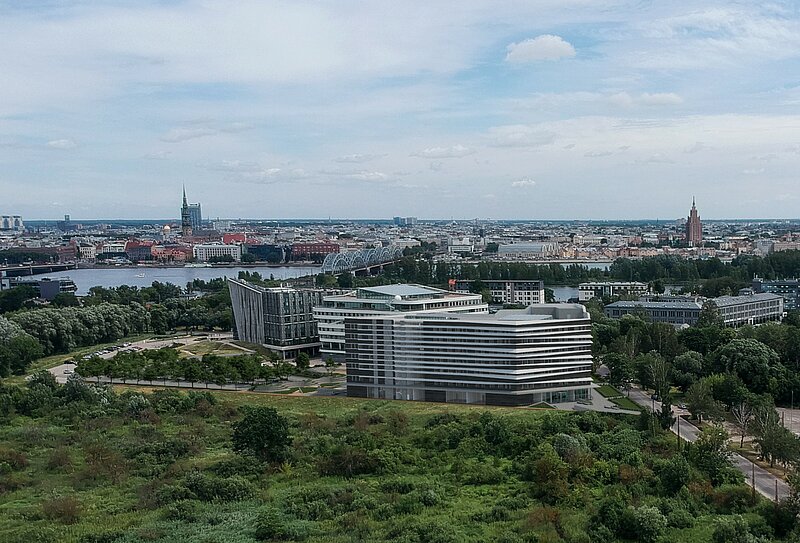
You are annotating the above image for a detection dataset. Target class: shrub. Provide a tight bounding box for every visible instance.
[712,484,756,514]
[254,507,312,541]
[41,494,82,524]
[46,447,72,471]
[632,506,667,543]
[0,447,28,471]
[232,406,291,462]
[667,508,695,529]
[658,454,691,494]
[181,471,254,502]
[318,446,379,477]
[712,515,758,543]
[164,500,201,522]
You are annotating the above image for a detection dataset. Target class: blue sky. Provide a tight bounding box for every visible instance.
[1,1,800,220]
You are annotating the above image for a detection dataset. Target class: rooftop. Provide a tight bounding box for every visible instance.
[358,284,443,298]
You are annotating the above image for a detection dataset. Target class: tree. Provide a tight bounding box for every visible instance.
[232,406,291,462]
[51,292,79,307]
[731,399,755,448]
[685,379,722,423]
[337,272,354,289]
[604,353,633,390]
[710,339,781,394]
[671,351,704,392]
[697,301,724,328]
[295,352,310,371]
[325,356,337,378]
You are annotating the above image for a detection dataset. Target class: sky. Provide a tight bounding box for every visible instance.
[2,1,800,221]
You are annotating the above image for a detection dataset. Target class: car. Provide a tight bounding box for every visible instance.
[64,360,76,365]
[64,369,74,375]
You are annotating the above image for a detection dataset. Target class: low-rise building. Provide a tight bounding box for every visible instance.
[578,281,649,302]
[497,242,559,259]
[345,304,593,406]
[454,280,546,305]
[193,243,242,262]
[604,292,784,327]
[752,277,800,310]
[314,284,488,361]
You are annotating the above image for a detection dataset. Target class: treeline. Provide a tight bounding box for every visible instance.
[376,251,800,287]
[0,317,42,377]
[8,303,150,356]
[75,348,300,386]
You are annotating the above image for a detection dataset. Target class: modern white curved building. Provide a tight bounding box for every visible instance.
[313,284,488,361]
[344,304,593,406]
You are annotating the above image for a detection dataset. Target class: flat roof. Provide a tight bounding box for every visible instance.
[360,284,443,297]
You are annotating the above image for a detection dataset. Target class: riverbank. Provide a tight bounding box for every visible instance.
[76,261,318,269]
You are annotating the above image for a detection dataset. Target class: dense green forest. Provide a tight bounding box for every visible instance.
[1,377,796,543]
[362,251,800,287]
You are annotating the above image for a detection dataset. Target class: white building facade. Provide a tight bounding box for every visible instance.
[193,243,242,262]
[345,304,593,406]
[314,284,488,361]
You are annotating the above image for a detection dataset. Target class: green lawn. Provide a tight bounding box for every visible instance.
[595,384,623,398]
[609,395,643,411]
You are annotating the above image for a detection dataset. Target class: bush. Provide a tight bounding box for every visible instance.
[712,484,757,514]
[41,494,82,524]
[163,500,201,522]
[712,515,758,543]
[232,406,291,462]
[46,447,72,471]
[254,508,312,541]
[181,471,254,502]
[0,447,28,471]
[632,506,667,543]
[666,508,695,529]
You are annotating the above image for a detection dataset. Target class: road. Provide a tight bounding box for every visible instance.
[628,386,789,501]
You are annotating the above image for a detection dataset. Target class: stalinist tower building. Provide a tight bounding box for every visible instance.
[685,198,702,246]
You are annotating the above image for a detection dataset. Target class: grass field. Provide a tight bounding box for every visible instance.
[0,380,777,543]
[595,384,623,398]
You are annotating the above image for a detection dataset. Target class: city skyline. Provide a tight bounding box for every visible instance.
[2,2,800,219]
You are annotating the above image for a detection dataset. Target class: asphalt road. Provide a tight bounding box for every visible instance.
[628,386,789,501]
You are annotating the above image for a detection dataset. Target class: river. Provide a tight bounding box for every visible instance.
[43,266,320,295]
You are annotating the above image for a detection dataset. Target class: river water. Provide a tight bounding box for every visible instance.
[44,266,320,295]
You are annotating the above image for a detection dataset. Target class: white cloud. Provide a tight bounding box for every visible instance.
[161,122,253,143]
[46,139,77,150]
[638,92,683,106]
[412,145,474,158]
[505,35,576,62]
[584,150,613,157]
[511,178,536,188]
[333,153,385,163]
[488,125,556,148]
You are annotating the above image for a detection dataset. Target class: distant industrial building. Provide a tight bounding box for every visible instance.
[393,216,418,227]
[0,215,23,231]
[497,242,559,259]
[454,280,546,305]
[578,281,649,302]
[604,292,783,327]
[345,304,593,406]
[8,277,77,301]
[314,284,488,361]
[291,242,340,262]
[752,277,800,310]
[228,278,325,358]
[193,243,242,262]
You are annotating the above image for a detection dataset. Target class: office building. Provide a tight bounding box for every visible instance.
[751,277,800,310]
[686,198,702,246]
[454,280,546,305]
[497,242,559,259]
[193,243,242,262]
[0,216,23,231]
[604,292,783,327]
[228,278,325,358]
[578,281,649,302]
[314,284,488,361]
[345,304,592,406]
[188,203,202,231]
[291,242,340,262]
[393,216,418,227]
[9,277,78,301]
